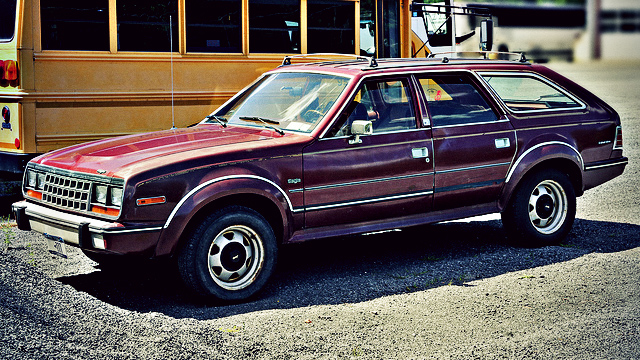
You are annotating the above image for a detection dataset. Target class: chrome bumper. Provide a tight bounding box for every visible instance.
[12,201,161,251]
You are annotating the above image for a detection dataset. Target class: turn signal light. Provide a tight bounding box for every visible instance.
[1,60,18,81]
[26,190,43,200]
[91,205,120,217]
[136,196,166,206]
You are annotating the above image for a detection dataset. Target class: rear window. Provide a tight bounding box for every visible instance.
[480,73,584,112]
[0,0,17,41]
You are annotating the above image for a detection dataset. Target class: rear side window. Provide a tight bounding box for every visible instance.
[480,73,584,112]
[418,75,498,127]
[0,0,17,41]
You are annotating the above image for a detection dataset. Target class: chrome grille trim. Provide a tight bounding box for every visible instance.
[42,173,92,211]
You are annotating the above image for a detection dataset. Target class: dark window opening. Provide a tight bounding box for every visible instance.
[186,0,242,53]
[117,0,178,52]
[0,0,17,41]
[249,0,300,53]
[41,0,109,51]
[307,0,355,54]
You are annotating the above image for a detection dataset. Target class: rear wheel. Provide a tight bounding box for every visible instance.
[502,169,576,246]
[177,206,277,301]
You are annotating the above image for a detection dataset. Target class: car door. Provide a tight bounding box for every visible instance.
[302,76,434,228]
[417,72,516,211]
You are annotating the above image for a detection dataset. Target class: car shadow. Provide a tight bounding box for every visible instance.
[56,218,640,320]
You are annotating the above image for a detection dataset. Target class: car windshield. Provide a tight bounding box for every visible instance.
[207,72,350,133]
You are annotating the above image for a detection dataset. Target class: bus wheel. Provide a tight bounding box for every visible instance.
[502,169,575,247]
[177,206,277,302]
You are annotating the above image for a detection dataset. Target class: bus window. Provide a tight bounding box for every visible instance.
[117,0,178,52]
[40,0,109,51]
[186,0,242,53]
[0,0,17,41]
[379,0,400,57]
[308,0,355,54]
[249,0,300,53]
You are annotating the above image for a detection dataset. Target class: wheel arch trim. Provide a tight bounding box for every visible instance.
[163,175,293,230]
[505,141,583,184]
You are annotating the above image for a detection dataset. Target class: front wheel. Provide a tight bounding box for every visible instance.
[502,169,576,247]
[177,206,277,301]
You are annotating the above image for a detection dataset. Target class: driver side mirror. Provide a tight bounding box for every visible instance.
[349,120,373,145]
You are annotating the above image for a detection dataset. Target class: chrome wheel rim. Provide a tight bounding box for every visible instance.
[528,179,568,235]
[207,225,264,291]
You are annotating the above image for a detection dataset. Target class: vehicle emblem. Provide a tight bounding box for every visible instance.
[97,169,107,174]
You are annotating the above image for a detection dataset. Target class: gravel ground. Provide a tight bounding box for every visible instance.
[1,61,639,359]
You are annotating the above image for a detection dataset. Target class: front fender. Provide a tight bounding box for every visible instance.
[154,175,293,256]
[499,141,584,210]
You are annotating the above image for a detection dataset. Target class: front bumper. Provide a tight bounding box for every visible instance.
[12,201,162,255]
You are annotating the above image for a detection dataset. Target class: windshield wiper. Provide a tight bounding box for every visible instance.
[205,115,228,127]
[239,116,285,135]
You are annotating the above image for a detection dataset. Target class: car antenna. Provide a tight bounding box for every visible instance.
[170,15,176,130]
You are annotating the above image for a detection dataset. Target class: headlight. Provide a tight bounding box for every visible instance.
[110,188,123,207]
[36,173,46,190]
[95,185,108,204]
[27,170,37,188]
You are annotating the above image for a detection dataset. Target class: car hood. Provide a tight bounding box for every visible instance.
[33,125,306,178]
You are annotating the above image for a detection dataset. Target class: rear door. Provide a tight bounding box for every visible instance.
[417,72,516,210]
[302,76,434,228]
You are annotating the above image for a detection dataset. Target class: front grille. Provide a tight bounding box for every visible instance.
[25,163,124,218]
[42,173,92,211]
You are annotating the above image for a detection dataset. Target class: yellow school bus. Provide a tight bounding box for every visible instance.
[0,0,414,179]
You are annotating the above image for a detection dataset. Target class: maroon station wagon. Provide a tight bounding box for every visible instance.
[13,54,628,301]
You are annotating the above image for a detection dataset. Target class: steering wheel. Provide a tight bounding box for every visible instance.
[302,109,324,122]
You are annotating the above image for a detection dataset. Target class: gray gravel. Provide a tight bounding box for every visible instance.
[1,61,639,359]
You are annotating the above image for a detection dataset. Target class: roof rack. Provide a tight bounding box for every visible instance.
[427,51,529,63]
[281,53,378,68]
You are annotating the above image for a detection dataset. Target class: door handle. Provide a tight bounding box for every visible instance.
[495,138,511,149]
[412,147,430,162]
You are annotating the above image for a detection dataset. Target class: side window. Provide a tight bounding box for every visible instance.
[480,74,583,112]
[186,0,242,53]
[326,78,417,137]
[418,75,498,127]
[249,0,300,53]
[41,0,109,51]
[308,0,355,54]
[117,0,179,52]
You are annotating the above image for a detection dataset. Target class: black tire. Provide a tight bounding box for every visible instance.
[177,206,277,301]
[502,169,576,247]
